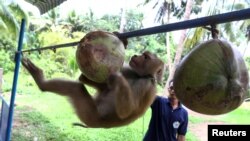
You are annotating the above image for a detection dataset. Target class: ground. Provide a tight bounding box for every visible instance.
[188,109,225,141]
[9,98,223,141]
[12,105,223,141]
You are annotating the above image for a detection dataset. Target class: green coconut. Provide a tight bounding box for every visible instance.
[173,39,249,115]
[76,31,126,83]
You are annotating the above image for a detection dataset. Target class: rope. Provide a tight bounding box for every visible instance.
[20,8,250,53]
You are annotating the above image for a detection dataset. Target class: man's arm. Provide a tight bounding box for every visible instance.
[177,109,188,141]
[177,134,185,141]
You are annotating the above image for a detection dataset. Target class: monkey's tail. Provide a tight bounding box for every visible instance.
[72,122,88,128]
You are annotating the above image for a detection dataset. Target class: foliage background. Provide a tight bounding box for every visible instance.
[0,0,250,140]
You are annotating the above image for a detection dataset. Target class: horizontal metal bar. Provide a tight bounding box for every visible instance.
[118,8,250,38]
[21,41,79,53]
[21,8,250,53]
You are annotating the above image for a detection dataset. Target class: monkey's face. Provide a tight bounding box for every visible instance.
[129,51,164,82]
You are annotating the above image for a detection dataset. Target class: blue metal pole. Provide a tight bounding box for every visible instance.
[6,19,25,141]
[119,8,250,38]
[20,8,250,53]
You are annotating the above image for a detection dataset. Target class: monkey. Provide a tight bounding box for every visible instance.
[21,51,164,128]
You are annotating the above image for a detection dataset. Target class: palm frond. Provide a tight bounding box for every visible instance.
[246,25,250,42]
[0,3,19,39]
[184,27,204,49]
[183,1,219,49]
[152,1,159,9]
[143,0,152,5]
[223,22,236,42]
[0,18,7,29]
[154,1,169,23]
[233,3,246,10]
[8,3,29,27]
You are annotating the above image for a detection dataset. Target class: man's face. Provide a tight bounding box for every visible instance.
[168,82,178,103]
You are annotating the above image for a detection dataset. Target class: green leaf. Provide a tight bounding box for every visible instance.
[8,3,29,27]
[185,27,205,49]
[0,2,19,39]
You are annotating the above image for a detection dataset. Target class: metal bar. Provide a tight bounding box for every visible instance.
[119,8,250,38]
[21,8,250,53]
[6,19,25,141]
[21,41,79,53]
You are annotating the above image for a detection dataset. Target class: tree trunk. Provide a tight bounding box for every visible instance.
[163,0,193,95]
[119,2,127,32]
[166,3,172,74]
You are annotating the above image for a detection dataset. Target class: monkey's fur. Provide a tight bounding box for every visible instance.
[22,51,164,128]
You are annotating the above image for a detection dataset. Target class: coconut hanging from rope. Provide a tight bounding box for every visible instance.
[173,38,249,115]
[76,31,126,83]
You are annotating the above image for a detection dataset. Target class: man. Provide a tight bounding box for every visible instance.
[143,80,188,141]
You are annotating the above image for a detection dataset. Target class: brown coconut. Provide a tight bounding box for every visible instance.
[76,31,126,83]
[173,39,249,115]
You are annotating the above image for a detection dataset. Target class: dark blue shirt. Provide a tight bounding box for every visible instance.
[143,96,188,141]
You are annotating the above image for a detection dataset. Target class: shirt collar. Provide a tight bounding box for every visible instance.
[167,100,182,110]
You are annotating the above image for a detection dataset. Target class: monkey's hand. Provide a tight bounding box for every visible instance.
[21,58,45,86]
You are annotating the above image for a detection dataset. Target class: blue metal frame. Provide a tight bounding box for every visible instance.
[4,19,25,141]
[21,8,250,53]
[0,96,10,141]
[119,8,250,38]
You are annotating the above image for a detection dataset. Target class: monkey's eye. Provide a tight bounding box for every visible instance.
[144,54,150,60]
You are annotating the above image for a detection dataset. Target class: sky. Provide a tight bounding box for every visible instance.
[15,0,250,56]
[16,0,143,15]
[16,0,159,27]
[59,0,144,17]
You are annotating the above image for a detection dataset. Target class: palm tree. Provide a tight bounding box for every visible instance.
[144,0,250,94]
[166,0,193,93]
[63,9,98,33]
[184,0,250,54]
[144,0,197,94]
[0,0,28,39]
[220,0,250,45]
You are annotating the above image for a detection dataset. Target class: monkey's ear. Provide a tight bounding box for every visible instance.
[113,31,128,49]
